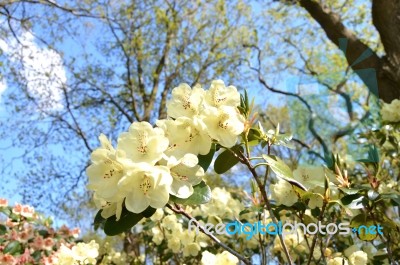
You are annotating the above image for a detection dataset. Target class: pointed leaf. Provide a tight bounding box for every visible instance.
[104,208,143,236]
[197,144,216,171]
[93,210,106,230]
[142,207,156,218]
[0,224,6,235]
[263,155,307,191]
[4,241,22,255]
[214,146,242,174]
[170,181,211,205]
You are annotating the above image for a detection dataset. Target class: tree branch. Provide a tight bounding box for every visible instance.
[166,203,252,265]
[298,0,400,102]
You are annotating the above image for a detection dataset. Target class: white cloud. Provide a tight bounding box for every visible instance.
[1,31,66,112]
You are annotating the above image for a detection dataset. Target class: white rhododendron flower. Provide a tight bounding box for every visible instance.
[87,80,248,218]
[93,194,123,220]
[167,83,205,119]
[328,257,349,265]
[381,99,400,122]
[118,163,172,213]
[192,187,243,220]
[87,134,127,201]
[57,240,99,265]
[163,154,204,198]
[202,106,245,147]
[348,251,368,265]
[293,166,326,190]
[182,242,201,257]
[156,117,211,157]
[205,79,241,108]
[273,230,305,262]
[168,237,181,253]
[201,251,217,264]
[201,251,239,265]
[271,179,298,206]
[118,121,168,165]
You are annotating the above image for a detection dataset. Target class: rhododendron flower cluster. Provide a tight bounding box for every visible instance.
[87,80,245,219]
[0,200,92,265]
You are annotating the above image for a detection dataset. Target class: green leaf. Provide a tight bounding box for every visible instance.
[368,145,380,163]
[197,144,216,171]
[93,210,106,230]
[357,145,380,167]
[239,206,264,216]
[0,206,11,216]
[247,128,262,141]
[339,188,360,195]
[350,213,377,241]
[341,194,365,209]
[32,250,42,262]
[4,241,22,255]
[263,155,307,191]
[142,207,156,218]
[214,146,242,174]
[381,193,400,206]
[104,208,143,236]
[38,229,49,237]
[0,224,6,235]
[170,181,211,205]
[341,193,363,205]
[324,152,335,170]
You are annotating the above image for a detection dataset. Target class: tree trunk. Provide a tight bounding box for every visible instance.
[298,0,400,102]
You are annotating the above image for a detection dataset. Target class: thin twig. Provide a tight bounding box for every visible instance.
[238,151,293,264]
[306,201,327,265]
[166,203,252,265]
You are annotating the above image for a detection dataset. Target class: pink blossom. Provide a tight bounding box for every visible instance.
[12,203,23,215]
[41,255,58,265]
[70,228,80,238]
[43,237,54,251]
[5,218,17,228]
[32,236,44,250]
[16,248,33,264]
[20,205,35,218]
[0,253,17,265]
[0,198,8,207]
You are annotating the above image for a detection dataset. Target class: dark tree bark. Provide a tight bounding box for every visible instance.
[298,0,400,103]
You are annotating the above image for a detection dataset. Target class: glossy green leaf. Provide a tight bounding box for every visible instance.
[38,229,49,237]
[0,224,6,235]
[93,210,106,230]
[170,181,211,205]
[214,146,242,174]
[339,188,360,195]
[142,207,156,218]
[104,208,143,236]
[341,194,364,209]
[263,155,307,191]
[381,193,400,206]
[197,144,216,171]
[4,241,22,255]
[324,152,335,170]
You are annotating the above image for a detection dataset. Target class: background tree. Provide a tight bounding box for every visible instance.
[0,0,254,222]
[0,0,399,226]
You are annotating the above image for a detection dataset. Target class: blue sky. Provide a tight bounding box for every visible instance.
[0,0,383,231]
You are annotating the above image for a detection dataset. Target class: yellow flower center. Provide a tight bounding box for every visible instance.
[139,177,152,194]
